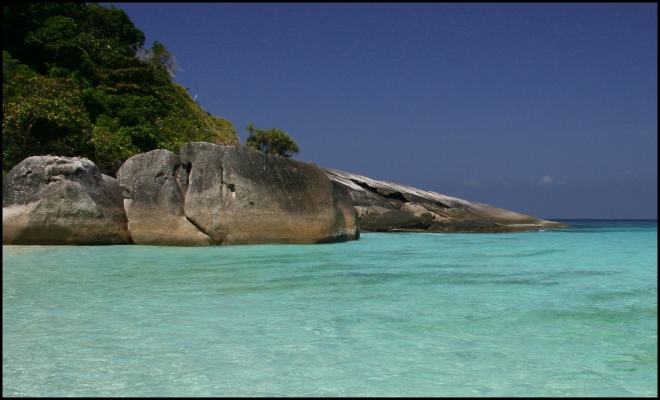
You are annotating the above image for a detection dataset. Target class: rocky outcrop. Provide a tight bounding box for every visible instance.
[117,143,357,245]
[337,199,360,241]
[3,146,565,246]
[322,168,567,232]
[2,156,132,245]
[116,149,213,246]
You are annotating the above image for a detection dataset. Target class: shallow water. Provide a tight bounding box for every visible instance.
[3,220,657,396]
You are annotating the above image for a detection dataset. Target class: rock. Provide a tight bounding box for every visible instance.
[115,143,357,245]
[178,143,353,245]
[322,167,567,232]
[3,156,132,245]
[328,173,397,211]
[364,209,432,232]
[116,149,213,246]
[338,199,360,241]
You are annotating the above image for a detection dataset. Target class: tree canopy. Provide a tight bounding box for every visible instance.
[137,40,181,78]
[245,123,300,157]
[2,2,238,177]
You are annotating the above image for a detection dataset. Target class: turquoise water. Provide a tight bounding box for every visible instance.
[3,220,657,397]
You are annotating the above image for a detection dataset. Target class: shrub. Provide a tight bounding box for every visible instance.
[245,123,299,157]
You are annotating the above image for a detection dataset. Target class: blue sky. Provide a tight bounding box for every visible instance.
[104,3,657,219]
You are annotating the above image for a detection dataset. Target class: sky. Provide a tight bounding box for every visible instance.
[104,3,657,219]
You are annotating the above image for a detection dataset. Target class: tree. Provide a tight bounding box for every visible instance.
[137,40,181,79]
[2,74,92,173]
[3,50,37,102]
[245,123,299,157]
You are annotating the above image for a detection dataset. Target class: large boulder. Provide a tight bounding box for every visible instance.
[322,167,567,232]
[179,143,352,245]
[337,199,360,240]
[117,143,357,245]
[3,156,132,245]
[116,149,213,246]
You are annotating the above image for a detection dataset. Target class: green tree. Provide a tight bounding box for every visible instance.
[3,50,37,102]
[137,40,181,79]
[2,74,92,173]
[245,123,299,157]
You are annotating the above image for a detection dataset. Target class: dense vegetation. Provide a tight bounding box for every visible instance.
[245,123,299,157]
[2,3,239,177]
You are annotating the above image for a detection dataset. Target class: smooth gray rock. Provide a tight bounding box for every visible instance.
[322,167,567,232]
[338,199,360,241]
[3,156,132,245]
[113,143,357,246]
[363,209,432,231]
[179,143,353,245]
[117,149,213,246]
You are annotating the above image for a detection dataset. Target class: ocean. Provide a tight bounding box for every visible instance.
[3,220,657,397]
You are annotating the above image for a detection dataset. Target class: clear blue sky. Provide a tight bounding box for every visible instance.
[104,3,657,219]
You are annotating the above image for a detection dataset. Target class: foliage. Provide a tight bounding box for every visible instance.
[2,2,238,177]
[137,40,181,78]
[245,123,299,157]
[2,73,92,173]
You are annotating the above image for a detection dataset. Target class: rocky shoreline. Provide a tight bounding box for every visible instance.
[3,143,567,246]
[323,168,567,233]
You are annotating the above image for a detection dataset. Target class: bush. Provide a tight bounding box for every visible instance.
[245,123,299,157]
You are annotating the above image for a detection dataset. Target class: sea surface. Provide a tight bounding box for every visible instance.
[3,220,657,397]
